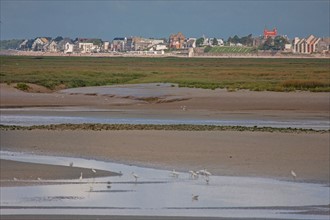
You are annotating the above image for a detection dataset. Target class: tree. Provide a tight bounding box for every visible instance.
[274,36,289,50]
[196,37,204,47]
[54,36,63,42]
[261,37,274,50]
[232,35,240,44]
[212,38,218,46]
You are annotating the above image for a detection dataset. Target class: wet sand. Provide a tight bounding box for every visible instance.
[1,130,329,184]
[1,83,329,184]
[1,83,329,219]
[1,83,329,123]
[0,159,119,187]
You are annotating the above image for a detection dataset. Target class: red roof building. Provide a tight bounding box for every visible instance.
[264,28,277,38]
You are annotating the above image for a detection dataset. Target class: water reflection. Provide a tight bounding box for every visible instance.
[0,151,329,219]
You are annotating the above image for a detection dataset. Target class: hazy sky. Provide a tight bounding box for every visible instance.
[1,0,329,40]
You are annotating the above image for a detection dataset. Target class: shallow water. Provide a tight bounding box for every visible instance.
[1,107,329,130]
[59,83,179,99]
[0,151,329,219]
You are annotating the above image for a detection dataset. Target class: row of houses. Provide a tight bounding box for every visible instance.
[17,32,226,54]
[292,35,329,54]
[17,32,329,54]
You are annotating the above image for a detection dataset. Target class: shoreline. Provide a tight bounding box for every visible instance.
[1,83,329,186]
[0,159,120,187]
[1,130,329,184]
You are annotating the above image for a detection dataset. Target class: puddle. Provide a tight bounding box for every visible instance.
[59,83,178,99]
[0,151,329,219]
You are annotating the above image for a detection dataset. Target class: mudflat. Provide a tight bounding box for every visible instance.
[0,159,119,187]
[1,130,329,184]
[0,83,329,185]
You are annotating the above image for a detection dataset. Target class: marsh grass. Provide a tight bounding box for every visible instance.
[281,80,330,91]
[0,124,328,133]
[0,56,329,92]
[15,83,30,91]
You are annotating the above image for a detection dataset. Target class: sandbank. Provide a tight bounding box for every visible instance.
[1,130,328,184]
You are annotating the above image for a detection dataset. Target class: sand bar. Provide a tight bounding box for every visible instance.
[1,130,329,184]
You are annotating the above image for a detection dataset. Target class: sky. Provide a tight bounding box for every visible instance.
[1,0,329,40]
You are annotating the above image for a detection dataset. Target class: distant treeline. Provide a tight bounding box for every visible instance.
[0,39,24,50]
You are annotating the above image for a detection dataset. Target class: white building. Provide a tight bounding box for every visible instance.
[79,42,95,53]
[48,41,58,52]
[155,44,168,51]
[103,41,110,51]
[64,42,74,54]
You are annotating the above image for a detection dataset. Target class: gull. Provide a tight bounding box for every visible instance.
[13,177,18,181]
[37,177,42,181]
[131,172,139,182]
[171,169,179,178]
[91,168,96,173]
[79,172,83,181]
[192,194,199,201]
[188,170,198,179]
[180,105,187,111]
[199,169,212,177]
[291,170,297,181]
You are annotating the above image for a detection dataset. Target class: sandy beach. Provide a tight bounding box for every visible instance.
[0,81,329,220]
[1,83,329,184]
[1,129,329,185]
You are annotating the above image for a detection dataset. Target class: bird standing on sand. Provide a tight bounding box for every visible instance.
[291,170,297,181]
[79,172,83,181]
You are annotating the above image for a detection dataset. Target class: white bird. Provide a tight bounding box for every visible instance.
[189,170,198,179]
[79,172,83,181]
[13,177,18,181]
[180,105,187,111]
[37,177,42,181]
[132,172,139,182]
[91,168,96,173]
[192,194,199,201]
[203,169,212,176]
[291,170,297,181]
[171,169,179,178]
[199,169,212,177]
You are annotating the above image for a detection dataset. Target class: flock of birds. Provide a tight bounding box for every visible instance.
[12,159,299,202]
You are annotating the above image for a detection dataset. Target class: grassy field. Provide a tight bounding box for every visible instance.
[208,46,256,54]
[0,56,329,92]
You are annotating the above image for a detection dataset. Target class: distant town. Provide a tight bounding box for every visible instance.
[1,28,329,57]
